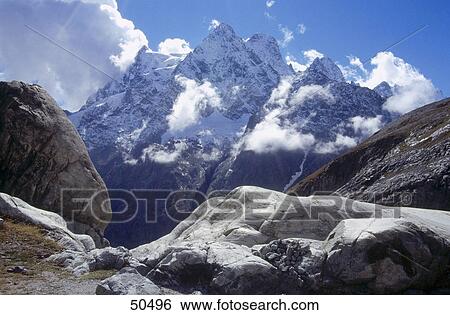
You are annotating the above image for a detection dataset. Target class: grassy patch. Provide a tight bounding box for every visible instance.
[0,219,64,292]
[79,269,117,281]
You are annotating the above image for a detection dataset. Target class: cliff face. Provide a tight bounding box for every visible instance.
[289,97,450,211]
[0,81,111,245]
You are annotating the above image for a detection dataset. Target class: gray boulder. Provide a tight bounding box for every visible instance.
[321,218,450,293]
[147,241,280,294]
[131,186,358,262]
[0,192,95,251]
[48,246,131,276]
[96,268,161,295]
[0,81,111,246]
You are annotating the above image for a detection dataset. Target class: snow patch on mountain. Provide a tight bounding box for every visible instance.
[142,141,188,164]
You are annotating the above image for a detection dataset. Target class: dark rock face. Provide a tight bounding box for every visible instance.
[289,98,450,211]
[0,81,111,245]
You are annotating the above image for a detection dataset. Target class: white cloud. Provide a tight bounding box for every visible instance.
[285,54,305,72]
[0,0,148,111]
[285,49,324,72]
[303,49,324,62]
[348,56,367,74]
[278,25,294,48]
[168,76,221,132]
[314,134,357,154]
[266,0,276,8]
[383,81,439,114]
[158,38,192,56]
[290,84,335,106]
[209,19,221,31]
[338,55,368,82]
[102,4,148,71]
[141,141,187,164]
[346,52,440,114]
[297,24,307,35]
[267,77,293,106]
[239,79,325,154]
[243,117,315,153]
[349,115,383,137]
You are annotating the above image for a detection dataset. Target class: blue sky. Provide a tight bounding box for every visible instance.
[118,0,450,96]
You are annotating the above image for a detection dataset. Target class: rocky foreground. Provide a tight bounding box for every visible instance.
[1,186,449,294]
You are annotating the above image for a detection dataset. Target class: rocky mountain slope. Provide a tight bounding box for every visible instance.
[70,24,393,247]
[289,97,450,211]
[0,81,111,245]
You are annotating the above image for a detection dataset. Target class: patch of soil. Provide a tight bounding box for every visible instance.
[0,219,107,294]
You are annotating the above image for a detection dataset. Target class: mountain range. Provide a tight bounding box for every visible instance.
[69,23,395,247]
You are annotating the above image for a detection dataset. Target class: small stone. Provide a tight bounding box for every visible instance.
[266,252,280,261]
[7,266,28,274]
[0,217,4,229]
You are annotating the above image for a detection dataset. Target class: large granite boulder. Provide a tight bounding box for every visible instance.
[0,81,111,245]
[132,186,450,262]
[321,218,450,293]
[131,186,366,261]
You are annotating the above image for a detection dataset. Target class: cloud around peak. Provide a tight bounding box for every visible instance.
[167,76,222,132]
[158,38,192,56]
[343,51,440,114]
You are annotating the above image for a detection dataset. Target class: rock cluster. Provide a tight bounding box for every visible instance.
[48,246,131,276]
[146,241,279,294]
[126,187,450,294]
[253,239,324,293]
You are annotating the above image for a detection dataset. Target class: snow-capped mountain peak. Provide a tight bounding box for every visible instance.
[307,57,345,82]
[245,33,293,76]
[373,81,394,98]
